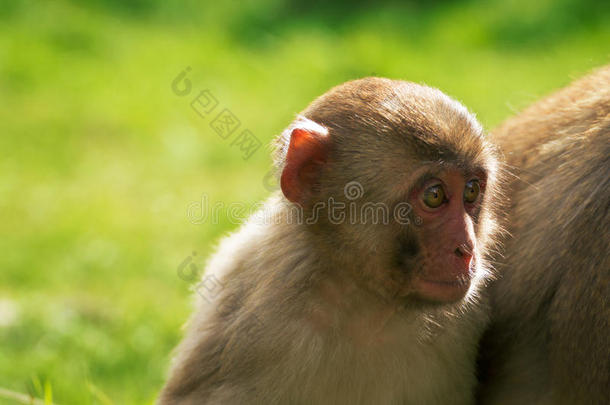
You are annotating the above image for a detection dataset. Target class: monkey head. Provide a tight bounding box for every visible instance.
[275,78,500,306]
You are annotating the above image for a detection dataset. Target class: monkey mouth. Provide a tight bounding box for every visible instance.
[412,275,472,303]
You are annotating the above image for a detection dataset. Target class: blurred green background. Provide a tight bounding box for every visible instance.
[0,0,608,403]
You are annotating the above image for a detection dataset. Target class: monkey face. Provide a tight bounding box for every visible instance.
[316,164,489,306]
[276,77,498,307]
[399,168,485,303]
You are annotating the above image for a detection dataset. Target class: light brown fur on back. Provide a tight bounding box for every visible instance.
[478,65,610,405]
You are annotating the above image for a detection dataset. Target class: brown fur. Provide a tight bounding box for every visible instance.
[478,66,610,404]
[159,78,502,404]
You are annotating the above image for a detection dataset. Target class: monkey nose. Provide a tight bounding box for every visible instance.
[454,246,473,268]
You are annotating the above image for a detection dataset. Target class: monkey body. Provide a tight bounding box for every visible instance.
[162,199,487,404]
[478,66,610,404]
[160,78,501,404]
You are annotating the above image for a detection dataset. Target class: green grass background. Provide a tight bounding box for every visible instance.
[0,0,608,403]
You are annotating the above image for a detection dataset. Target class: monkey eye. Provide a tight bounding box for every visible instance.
[422,184,446,208]
[464,179,480,203]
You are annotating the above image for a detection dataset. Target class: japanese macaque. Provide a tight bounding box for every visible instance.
[159,78,502,404]
[477,66,610,404]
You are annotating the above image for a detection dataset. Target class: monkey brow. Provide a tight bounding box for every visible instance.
[413,162,485,185]
[413,170,441,187]
[409,168,447,193]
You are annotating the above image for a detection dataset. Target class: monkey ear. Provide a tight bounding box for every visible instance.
[280,127,330,205]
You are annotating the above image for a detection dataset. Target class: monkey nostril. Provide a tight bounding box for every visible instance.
[455,246,473,267]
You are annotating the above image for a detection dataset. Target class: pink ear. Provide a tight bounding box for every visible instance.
[280,128,329,205]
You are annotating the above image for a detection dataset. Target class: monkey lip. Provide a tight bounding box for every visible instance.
[413,275,472,303]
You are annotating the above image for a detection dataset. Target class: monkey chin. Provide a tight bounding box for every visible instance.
[411,276,472,304]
